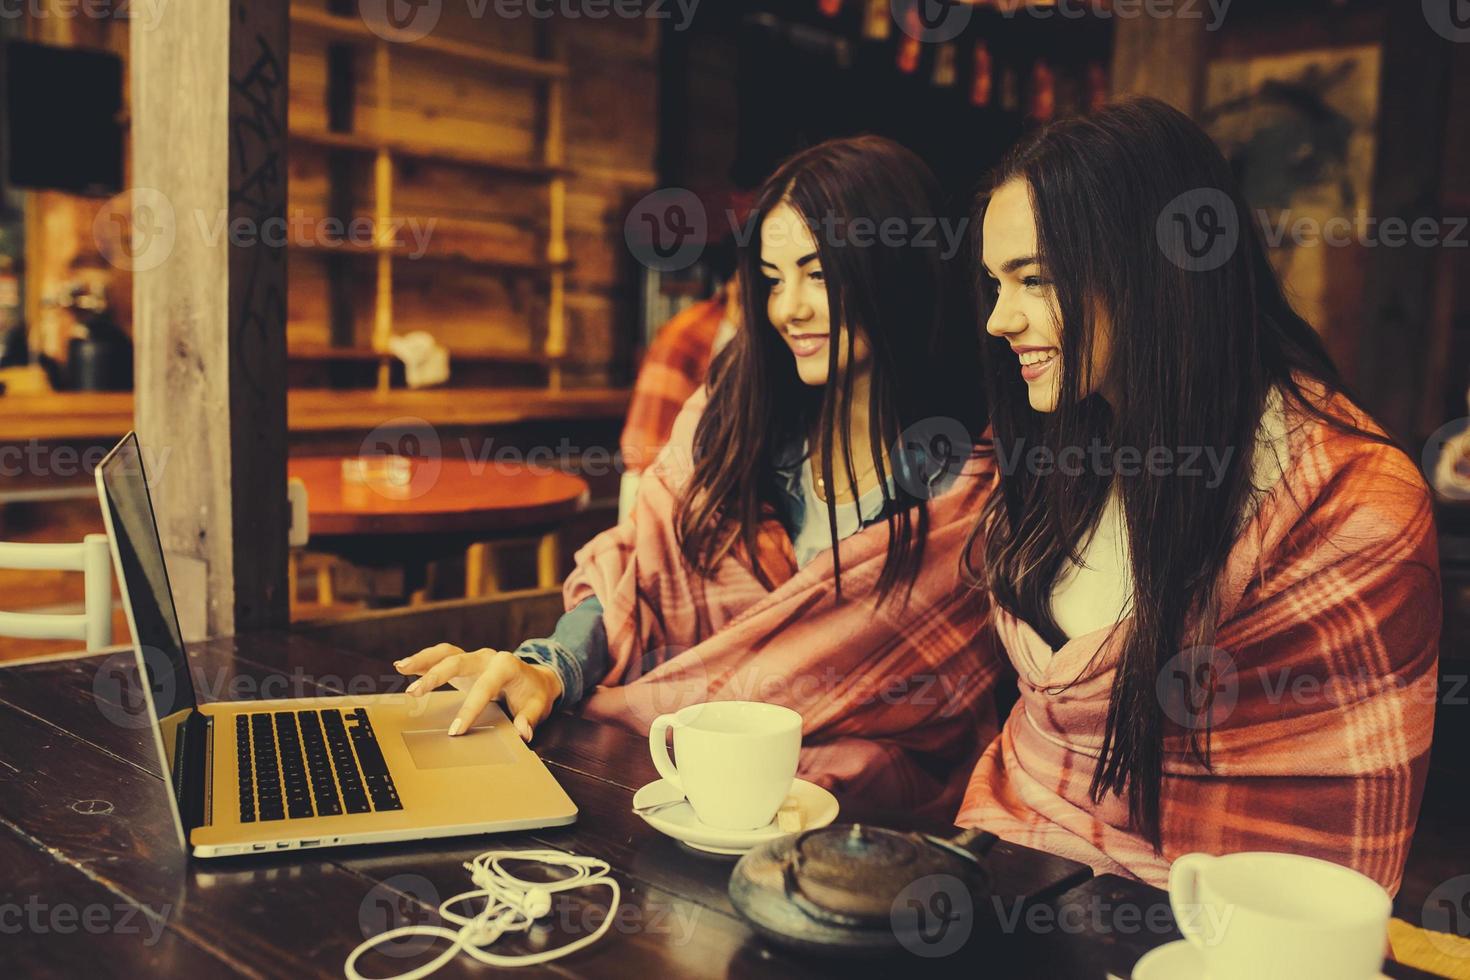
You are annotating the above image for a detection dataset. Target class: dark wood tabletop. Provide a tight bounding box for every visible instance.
[0,634,1445,979]
[288,458,590,539]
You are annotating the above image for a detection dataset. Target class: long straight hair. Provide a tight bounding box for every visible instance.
[676,135,985,605]
[965,97,1412,848]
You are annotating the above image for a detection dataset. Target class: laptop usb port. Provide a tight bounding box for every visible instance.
[251,844,268,851]
[301,839,321,847]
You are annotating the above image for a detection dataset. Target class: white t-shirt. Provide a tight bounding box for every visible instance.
[1048,387,1291,642]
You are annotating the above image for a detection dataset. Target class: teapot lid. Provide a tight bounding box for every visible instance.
[781,824,985,926]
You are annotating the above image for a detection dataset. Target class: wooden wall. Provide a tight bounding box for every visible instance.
[286,0,657,386]
[23,2,659,388]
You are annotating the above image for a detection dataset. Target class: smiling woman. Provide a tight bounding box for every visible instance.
[398,136,1003,817]
[956,97,1440,896]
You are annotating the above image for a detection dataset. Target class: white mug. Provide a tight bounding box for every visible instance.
[648,701,801,831]
[1168,851,1391,980]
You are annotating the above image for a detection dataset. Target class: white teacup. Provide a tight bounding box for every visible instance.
[1168,851,1391,980]
[648,701,801,831]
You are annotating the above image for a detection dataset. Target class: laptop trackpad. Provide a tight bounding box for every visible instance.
[401,727,514,769]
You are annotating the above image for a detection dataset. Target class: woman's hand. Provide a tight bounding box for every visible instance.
[394,644,564,742]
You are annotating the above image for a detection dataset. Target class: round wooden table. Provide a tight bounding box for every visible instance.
[287,457,590,604]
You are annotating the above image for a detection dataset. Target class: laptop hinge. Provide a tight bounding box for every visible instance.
[175,710,210,836]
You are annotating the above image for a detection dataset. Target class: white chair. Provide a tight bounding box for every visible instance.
[0,534,114,652]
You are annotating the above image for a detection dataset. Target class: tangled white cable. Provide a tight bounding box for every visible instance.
[344,848,621,980]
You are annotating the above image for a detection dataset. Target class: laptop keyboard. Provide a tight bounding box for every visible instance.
[235,707,402,822]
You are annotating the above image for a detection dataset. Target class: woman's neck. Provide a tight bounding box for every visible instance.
[810,370,885,502]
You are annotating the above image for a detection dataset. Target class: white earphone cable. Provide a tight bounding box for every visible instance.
[344,849,622,980]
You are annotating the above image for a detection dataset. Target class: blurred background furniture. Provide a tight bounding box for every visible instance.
[0,534,111,652]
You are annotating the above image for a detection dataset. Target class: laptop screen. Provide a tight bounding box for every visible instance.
[96,433,199,811]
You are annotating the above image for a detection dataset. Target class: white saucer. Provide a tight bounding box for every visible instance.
[1132,940,1208,979]
[631,777,839,855]
[1130,941,1391,980]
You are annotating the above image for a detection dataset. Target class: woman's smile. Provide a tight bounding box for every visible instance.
[785,331,830,358]
[1016,346,1059,382]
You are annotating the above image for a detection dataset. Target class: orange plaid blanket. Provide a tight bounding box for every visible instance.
[621,294,731,475]
[569,390,1004,816]
[957,383,1441,895]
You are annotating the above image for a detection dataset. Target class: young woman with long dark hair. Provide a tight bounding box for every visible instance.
[397,135,1004,812]
[955,97,1439,893]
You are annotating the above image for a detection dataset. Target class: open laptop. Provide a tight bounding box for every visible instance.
[95,432,578,858]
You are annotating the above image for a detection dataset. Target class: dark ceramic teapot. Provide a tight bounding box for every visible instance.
[728,823,997,957]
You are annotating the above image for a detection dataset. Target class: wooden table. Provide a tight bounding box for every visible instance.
[288,457,590,601]
[0,387,632,443]
[0,638,1445,979]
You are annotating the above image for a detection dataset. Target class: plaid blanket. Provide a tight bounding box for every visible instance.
[569,390,1004,816]
[621,294,732,475]
[957,382,1441,895]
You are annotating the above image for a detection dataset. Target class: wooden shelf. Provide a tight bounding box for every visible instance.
[290,7,568,80]
[287,238,567,274]
[291,127,568,180]
[289,344,567,366]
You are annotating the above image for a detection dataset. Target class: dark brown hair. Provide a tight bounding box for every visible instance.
[676,135,986,605]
